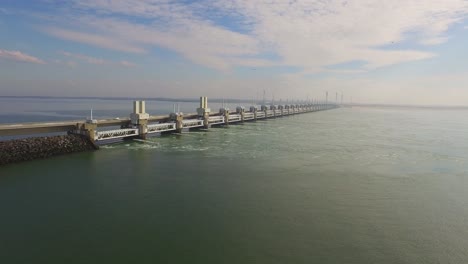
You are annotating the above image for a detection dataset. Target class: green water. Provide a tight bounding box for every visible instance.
[1,107,468,263]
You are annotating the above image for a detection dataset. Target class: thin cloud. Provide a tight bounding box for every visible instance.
[46,27,146,54]
[60,51,105,65]
[0,49,45,64]
[119,60,137,67]
[420,37,450,45]
[59,51,137,67]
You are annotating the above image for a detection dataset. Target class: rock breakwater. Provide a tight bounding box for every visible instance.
[0,134,97,166]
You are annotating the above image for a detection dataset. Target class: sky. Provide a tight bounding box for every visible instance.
[1,0,468,105]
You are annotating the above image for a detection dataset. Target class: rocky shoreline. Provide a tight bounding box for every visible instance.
[0,134,98,166]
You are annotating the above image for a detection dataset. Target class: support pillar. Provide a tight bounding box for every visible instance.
[130,100,149,139]
[170,113,184,133]
[261,105,268,118]
[197,96,211,129]
[138,120,148,139]
[220,107,229,126]
[250,106,258,120]
[79,108,99,142]
[83,122,97,142]
[270,105,277,118]
[236,106,245,122]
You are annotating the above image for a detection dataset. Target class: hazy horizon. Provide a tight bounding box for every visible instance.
[1,1,468,105]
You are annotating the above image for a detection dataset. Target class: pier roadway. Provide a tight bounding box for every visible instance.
[0,121,80,136]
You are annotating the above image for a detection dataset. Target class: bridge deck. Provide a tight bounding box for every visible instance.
[0,106,337,138]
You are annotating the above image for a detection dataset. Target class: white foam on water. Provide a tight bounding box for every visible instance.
[100,145,116,149]
[127,143,160,150]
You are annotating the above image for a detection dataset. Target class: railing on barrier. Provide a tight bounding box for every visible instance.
[228,114,242,123]
[274,110,282,116]
[147,122,176,134]
[256,112,266,119]
[244,112,255,120]
[182,119,204,128]
[266,110,274,117]
[96,128,139,141]
[208,116,225,125]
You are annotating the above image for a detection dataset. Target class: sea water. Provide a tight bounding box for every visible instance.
[1,98,468,263]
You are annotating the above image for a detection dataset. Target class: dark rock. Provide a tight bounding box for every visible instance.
[0,135,97,166]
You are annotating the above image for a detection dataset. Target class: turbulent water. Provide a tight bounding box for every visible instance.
[1,98,468,263]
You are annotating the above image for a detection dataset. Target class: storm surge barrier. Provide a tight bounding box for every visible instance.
[0,97,339,144]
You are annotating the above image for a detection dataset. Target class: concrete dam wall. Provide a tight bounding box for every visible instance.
[0,98,339,166]
[0,134,97,166]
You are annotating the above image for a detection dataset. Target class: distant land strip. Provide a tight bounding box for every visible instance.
[1,96,468,109]
[0,95,255,104]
